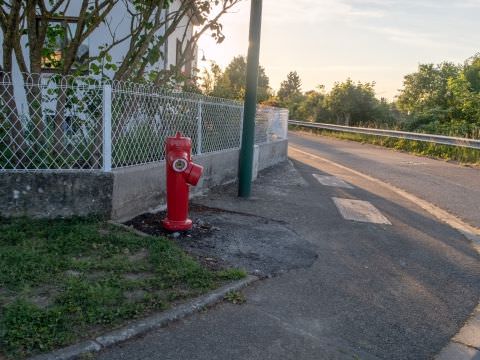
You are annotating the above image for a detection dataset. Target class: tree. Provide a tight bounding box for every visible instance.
[463,53,480,92]
[206,56,272,102]
[325,79,378,126]
[275,71,306,120]
[295,87,329,122]
[397,62,460,115]
[200,62,223,94]
[396,57,480,137]
[373,98,402,128]
[444,55,480,137]
[0,0,242,80]
[277,71,302,103]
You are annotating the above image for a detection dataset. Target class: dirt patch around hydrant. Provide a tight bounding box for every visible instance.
[125,204,318,278]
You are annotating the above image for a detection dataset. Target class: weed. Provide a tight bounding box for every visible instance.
[224,291,246,305]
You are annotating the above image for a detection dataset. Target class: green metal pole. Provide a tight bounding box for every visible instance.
[238,0,263,198]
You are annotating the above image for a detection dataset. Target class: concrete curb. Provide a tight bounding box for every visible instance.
[30,275,258,360]
[435,303,480,359]
[435,297,480,359]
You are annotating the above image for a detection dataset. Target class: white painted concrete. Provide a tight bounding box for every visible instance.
[436,342,480,360]
[333,197,391,225]
[312,174,353,189]
[453,305,480,349]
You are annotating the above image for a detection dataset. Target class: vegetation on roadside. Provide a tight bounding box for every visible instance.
[290,126,480,165]
[278,54,480,140]
[197,51,479,162]
[203,53,480,141]
[200,56,272,103]
[0,217,245,359]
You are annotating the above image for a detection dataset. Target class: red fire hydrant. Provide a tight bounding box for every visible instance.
[162,132,203,231]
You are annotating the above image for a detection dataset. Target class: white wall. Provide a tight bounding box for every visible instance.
[165,1,197,75]
[0,0,195,117]
[0,0,194,80]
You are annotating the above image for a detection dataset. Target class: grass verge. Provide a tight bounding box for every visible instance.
[0,217,246,359]
[290,125,480,165]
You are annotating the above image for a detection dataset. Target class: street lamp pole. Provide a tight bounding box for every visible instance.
[238,0,263,198]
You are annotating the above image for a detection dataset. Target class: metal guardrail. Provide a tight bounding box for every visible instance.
[288,120,480,150]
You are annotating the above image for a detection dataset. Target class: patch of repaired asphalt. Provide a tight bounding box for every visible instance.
[125,205,318,278]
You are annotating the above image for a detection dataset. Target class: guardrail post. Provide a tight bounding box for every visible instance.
[102,84,112,172]
[197,101,202,155]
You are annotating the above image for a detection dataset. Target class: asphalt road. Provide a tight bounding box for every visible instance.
[96,136,480,360]
[289,131,480,228]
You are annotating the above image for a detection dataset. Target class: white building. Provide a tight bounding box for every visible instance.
[0,0,198,83]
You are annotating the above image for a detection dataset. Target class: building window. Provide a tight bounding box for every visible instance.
[39,16,89,72]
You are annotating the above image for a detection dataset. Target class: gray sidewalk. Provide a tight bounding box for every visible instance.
[96,156,480,360]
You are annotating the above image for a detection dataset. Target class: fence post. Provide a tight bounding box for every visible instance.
[196,101,202,155]
[102,84,112,172]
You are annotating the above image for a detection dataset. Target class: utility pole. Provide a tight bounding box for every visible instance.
[238,0,263,198]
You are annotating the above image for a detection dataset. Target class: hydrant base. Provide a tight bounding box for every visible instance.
[162,218,193,232]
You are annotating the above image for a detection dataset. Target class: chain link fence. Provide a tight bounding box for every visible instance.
[0,72,104,170]
[0,72,287,171]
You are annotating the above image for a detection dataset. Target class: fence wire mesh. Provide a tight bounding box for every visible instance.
[0,72,288,171]
[111,82,243,168]
[0,72,104,170]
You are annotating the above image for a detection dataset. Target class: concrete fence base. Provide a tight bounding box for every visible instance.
[0,139,288,220]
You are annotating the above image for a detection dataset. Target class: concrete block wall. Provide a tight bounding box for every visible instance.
[111,148,241,221]
[0,139,288,220]
[111,139,288,220]
[0,171,113,218]
[257,139,289,171]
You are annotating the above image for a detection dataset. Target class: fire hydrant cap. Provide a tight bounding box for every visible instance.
[185,163,203,186]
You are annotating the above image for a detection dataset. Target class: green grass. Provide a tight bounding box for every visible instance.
[0,217,245,359]
[290,125,480,165]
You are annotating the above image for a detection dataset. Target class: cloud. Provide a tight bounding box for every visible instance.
[363,26,476,49]
[415,0,480,7]
[263,0,385,25]
[357,0,480,9]
[268,65,396,72]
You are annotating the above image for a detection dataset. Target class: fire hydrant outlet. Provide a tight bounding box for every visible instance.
[185,163,203,186]
[172,158,188,172]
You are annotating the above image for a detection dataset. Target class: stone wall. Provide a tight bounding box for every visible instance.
[0,172,113,218]
[0,139,288,220]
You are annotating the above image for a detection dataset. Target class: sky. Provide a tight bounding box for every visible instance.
[197,0,480,100]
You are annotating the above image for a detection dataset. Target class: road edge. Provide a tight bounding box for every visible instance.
[290,145,480,359]
[29,276,259,360]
